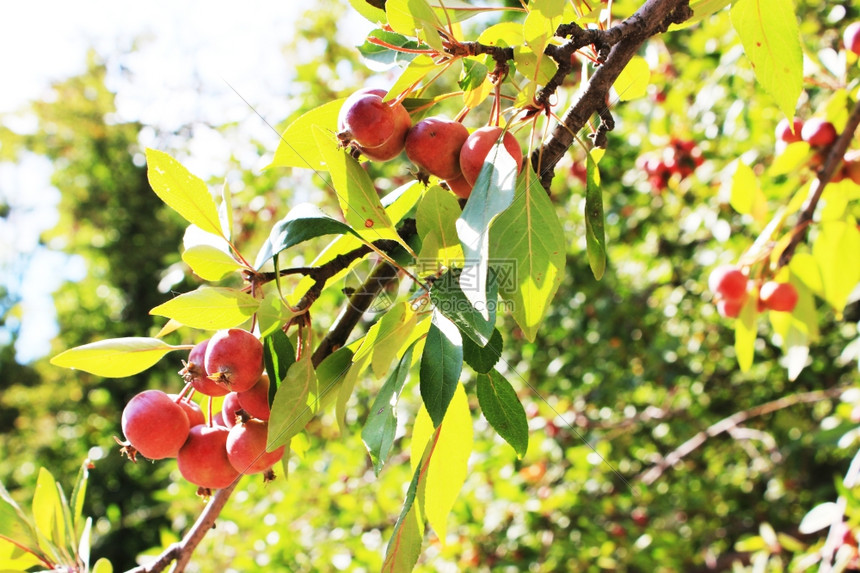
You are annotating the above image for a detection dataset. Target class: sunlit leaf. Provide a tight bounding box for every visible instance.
[669,0,731,30]
[182,245,243,281]
[370,302,419,380]
[730,0,803,120]
[489,168,566,342]
[729,160,768,223]
[149,286,259,330]
[585,151,606,280]
[0,537,44,570]
[734,295,758,372]
[69,460,90,539]
[381,462,425,573]
[268,98,342,171]
[263,329,296,405]
[348,0,387,23]
[388,55,438,103]
[420,311,463,427]
[267,353,319,451]
[92,557,114,573]
[386,0,443,51]
[429,268,496,347]
[50,337,181,378]
[359,29,428,67]
[612,56,650,101]
[145,148,223,238]
[32,468,65,555]
[477,369,528,457]
[812,221,860,317]
[416,185,464,265]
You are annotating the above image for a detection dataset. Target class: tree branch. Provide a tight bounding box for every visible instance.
[637,386,847,486]
[534,0,693,190]
[777,97,860,268]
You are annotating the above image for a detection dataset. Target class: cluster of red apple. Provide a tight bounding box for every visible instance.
[708,265,798,319]
[337,88,525,199]
[118,328,283,495]
[634,137,704,193]
[775,116,860,185]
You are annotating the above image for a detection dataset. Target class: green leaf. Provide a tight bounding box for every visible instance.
[730,0,802,120]
[50,337,181,378]
[314,127,405,245]
[219,181,233,241]
[359,29,428,67]
[145,148,224,238]
[348,0,387,23]
[182,245,243,281]
[734,295,758,372]
[0,537,44,570]
[729,160,768,223]
[92,557,113,573]
[669,0,731,30]
[477,370,528,458]
[149,286,259,330]
[386,0,443,51]
[522,0,565,59]
[362,341,417,475]
[428,0,490,24]
[32,468,65,556]
[421,384,473,543]
[254,203,360,270]
[268,98,342,171]
[612,55,650,101]
[317,346,355,407]
[489,168,566,342]
[420,311,463,427]
[69,460,90,539]
[429,268,497,347]
[456,137,519,321]
[812,221,860,317]
[370,302,419,380]
[267,353,319,451]
[256,289,298,339]
[263,329,296,406]
[463,328,503,374]
[416,185,464,265]
[388,55,438,105]
[585,151,606,280]
[381,463,425,573]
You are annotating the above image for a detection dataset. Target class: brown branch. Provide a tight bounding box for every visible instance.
[534,0,693,190]
[125,480,239,573]
[637,386,847,486]
[777,97,860,268]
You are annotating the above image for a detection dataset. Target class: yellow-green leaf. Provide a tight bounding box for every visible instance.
[181,245,243,281]
[267,99,342,172]
[734,295,758,372]
[32,468,65,555]
[812,221,860,317]
[730,0,802,120]
[149,287,259,330]
[416,185,464,266]
[386,0,443,50]
[92,557,113,573]
[268,353,319,451]
[0,536,44,570]
[613,56,650,101]
[50,337,181,378]
[729,160,768,223]
[145,148,224,238]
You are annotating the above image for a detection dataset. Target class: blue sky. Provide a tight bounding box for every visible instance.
[0,1,373,362]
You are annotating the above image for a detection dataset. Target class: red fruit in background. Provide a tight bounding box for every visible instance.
[121,390,190,460]
[458,126,524,186]
[220,392,244,429]
[844,21,860,56]
[801,118,837,148]
[445,174,474,199]
[775,117,803,143]
[717,298,745,319]
[405,117,470,180]
[180,339,229,397]
[337,91,396,149]
[237,374,271,421]
[204,329,264,393]
[226,419,285,475]
[169,394,206,428]
[759,281,798,312]
[178,425,240,490]
[844,150,860,185]
[708,265,748,301]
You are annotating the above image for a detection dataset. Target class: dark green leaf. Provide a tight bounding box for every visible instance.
[459,59,488,92]
[429,268,497,347]
[254,203,360,270]
[268,354,319,451]
[420,312,463,427]
[463,328,503,374]
[362,342,417,474]
[585,152,606,280]
[263,330,296,407]
[477,370,528,458]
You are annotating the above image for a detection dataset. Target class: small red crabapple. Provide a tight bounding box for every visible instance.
[758,281,798,312]
[204,329,264,393]
[708,265,747,301]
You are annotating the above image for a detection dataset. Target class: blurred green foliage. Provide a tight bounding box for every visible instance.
[1,0,859,571]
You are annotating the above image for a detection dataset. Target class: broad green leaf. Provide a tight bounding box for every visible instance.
[729,160,768,223]
[149,286,259,330]
[268,98,342,171]
[512,46,558,87]
[32,468,65,556]
[523,0,565,57]
[50,337,180,378]
[388,55,438,103]
[382,179,425,224]
[463,328,503,374]
[314,127,405,245]
[263,329,296,405]
[145,148,223,238]
[813,221,860,317]
[734,295,758,372]
[381,462,426,573]
[370,302,419,380]
[317,346,355,406]
[268,353,319,451]
[730,0,802,120]
[489,169,566,342]
[254,202,360,270]
[349,0,387,24]
[386,0,443,51]
[182,245,243,281]
[359,29,428,67]
[585,151,606,280]
[419,384,473,544]
[477,22,523,47]
[256,289,298,339]
[0,481,38,548]
[417,185,464,266]
[362,342,417,474]
[420,311,463,427]
[613,56,650,101]
[429,268,497,346]
[0,537,44,570]
[92,557,113,573]
[769,141,811,176]
[477,370,528,457]
[456,138,519,321]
